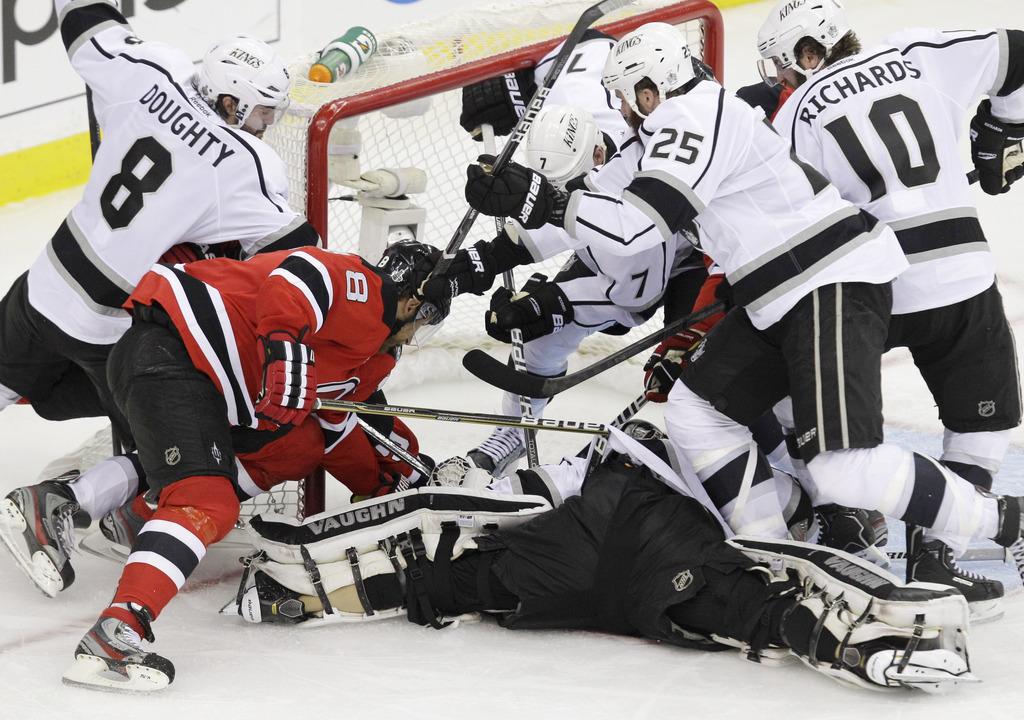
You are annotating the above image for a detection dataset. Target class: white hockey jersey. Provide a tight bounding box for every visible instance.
[514,136,698,318]
[563,81,908,329]
[31,1,313,346]
[773,28,1024,315]
[534,31,631,151]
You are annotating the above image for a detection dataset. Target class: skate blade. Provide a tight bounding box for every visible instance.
[78,531,130,564]
[893,670,981,695]
[0,498,63,598]
[855,544,891,569]
[968,598,1004,625]
[62,655,171,693]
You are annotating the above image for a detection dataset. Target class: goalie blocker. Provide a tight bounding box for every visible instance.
[228,449,976,693]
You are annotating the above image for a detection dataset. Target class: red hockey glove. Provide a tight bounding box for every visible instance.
[254,331,317,427]
[642,329,705,403]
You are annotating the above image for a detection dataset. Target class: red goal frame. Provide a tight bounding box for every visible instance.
[299,0,724,516]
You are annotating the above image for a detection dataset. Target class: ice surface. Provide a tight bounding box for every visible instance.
[2,0,1024,717]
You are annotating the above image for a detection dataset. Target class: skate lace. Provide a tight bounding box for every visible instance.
[53,503,79,558]
[940,544,989,582]
[114,623,145,654]
[476,427,523,462]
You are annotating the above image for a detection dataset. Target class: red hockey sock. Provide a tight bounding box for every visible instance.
[110,475,239,622]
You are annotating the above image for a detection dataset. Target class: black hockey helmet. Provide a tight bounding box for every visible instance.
[619,419,667,441]
[377,239,450,330]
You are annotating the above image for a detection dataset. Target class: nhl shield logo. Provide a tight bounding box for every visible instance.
[672,570,693,592]
[165,446,181,466]
[978,400,996,418]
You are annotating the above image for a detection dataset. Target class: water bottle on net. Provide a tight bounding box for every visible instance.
[308,27,378,83]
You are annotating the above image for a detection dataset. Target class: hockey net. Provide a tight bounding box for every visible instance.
[57,1,722,524]
[251,0,724,520]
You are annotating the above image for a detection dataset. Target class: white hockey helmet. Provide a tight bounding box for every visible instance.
[602,22,694,118]
[524,105,603,188]
[195,35,291,134]
[756,0,851,85]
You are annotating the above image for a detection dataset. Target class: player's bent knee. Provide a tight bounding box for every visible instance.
[665,380,753,451]
[158,475,240,545]
[806,445,910,514]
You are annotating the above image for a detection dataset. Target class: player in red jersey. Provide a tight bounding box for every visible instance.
[3,240,444,691]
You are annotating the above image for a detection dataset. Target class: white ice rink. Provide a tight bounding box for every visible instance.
[2,0,1024,717]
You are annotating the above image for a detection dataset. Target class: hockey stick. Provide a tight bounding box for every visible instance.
[463,300,726,398]
[481,122,540,467]
[315,398,608,436]
[886,546,1006,563]
[584,392,648,474]
[433,0,633,275]
[355,417,432,477]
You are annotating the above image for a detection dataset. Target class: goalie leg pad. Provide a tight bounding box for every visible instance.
[729,536,975,692]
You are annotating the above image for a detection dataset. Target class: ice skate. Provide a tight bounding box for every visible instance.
[467,426,526,477]
[906,531,1003,623]
[0,473,83,597]
[816,504,890,568]
[63,608,174,693]
[99,495,150,548]
[863,645,978,694]
[237,570,310,624]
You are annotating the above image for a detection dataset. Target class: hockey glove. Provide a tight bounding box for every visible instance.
[465,155,568,229]
[970,100,1024,195]
[419,228,530,303]
[642,328,705,403]
[254,331,317,427]
[485,274,574,344]
[459,71,537,139]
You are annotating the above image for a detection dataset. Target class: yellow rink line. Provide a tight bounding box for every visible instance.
[0,131,92,206]
[0,0,762,207]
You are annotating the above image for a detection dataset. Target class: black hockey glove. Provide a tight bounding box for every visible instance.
[459,70,537,139]
[970,100,1024,195]
[485,273,574,344]
[419,228,531,303]
[642,328,705,403]
[465,155,568,229]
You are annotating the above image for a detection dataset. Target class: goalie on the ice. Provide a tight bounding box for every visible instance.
[230,422,975,694]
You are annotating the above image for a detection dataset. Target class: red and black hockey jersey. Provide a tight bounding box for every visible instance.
[127,247,397,430]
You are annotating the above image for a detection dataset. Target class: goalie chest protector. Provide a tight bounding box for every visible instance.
[487,457,753,647]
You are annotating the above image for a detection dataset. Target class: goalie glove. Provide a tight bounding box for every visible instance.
[419,227,531,303]
[254,331,317,427]
[465,155,568,229]
[485,274,574,344]
[459,71,537,139]
[970,100,1024,195]
[642,328,705,403]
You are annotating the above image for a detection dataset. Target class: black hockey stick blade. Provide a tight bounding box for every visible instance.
[464,300,727,398]
[434,0,634,275]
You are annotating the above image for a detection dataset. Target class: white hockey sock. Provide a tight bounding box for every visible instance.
[665,382,790,538]
[0,380,21,410]
[806,446,1000,542]
[68,456,140,520]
